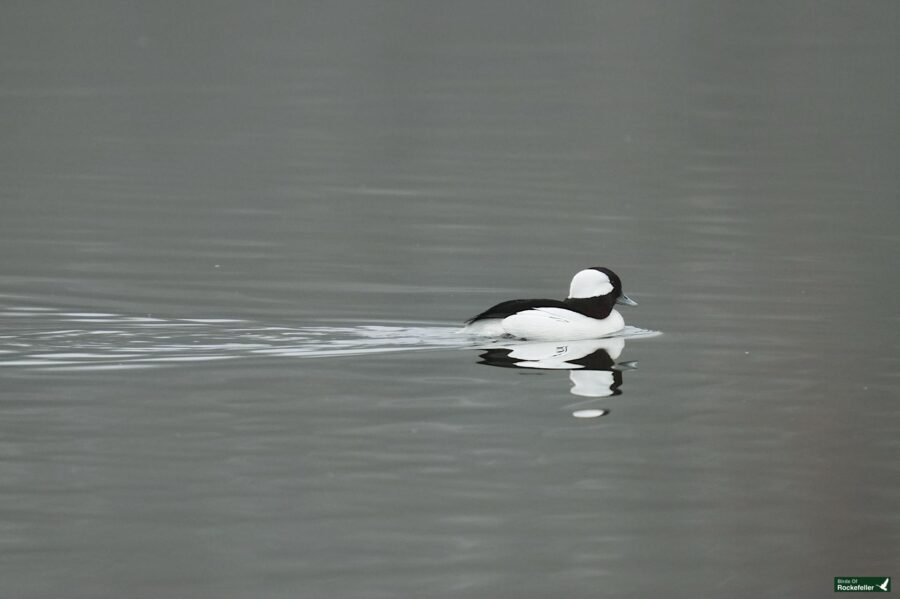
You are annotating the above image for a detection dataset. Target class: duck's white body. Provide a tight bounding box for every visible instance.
[465,307,624,341]
[463,267,636,341]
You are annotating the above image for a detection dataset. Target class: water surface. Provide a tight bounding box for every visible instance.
[1,3,898,598]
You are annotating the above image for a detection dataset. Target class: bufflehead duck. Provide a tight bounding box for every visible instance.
[464,267,638,341]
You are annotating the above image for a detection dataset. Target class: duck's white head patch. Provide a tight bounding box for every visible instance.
[568,269,614,299]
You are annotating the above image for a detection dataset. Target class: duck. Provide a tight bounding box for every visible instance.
[463,267,637,341]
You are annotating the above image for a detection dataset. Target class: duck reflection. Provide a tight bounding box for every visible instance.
[476,337,635,416]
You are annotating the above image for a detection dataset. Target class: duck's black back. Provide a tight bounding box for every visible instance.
[465,295,616,324]
[465,299,566,324]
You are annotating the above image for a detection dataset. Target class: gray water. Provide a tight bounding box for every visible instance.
[2,3,899,598]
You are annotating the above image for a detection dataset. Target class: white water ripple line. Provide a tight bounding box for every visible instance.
[0,307,469,371]
[0,307,659,372]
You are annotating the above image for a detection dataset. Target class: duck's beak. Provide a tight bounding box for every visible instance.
[616,293,638,307]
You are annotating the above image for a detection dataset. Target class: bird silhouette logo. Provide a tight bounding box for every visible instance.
[877,578,890,592]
